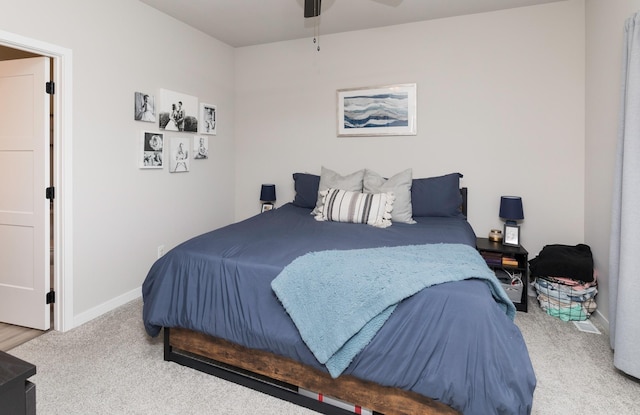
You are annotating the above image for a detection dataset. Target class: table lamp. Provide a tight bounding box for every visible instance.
[260,184,276,213]
[499,196,524,246]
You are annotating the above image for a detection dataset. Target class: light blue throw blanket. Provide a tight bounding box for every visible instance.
[271,243,515,378]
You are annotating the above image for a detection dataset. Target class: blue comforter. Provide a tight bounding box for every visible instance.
[272,244,515,378]
[142,203,535,414]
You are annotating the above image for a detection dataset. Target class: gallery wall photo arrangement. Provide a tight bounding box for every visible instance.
[199,103,217,135]
[139,131,164,169]
[193,136,209,159]
[158,89,198,133]
[134,92,156,122]
[169,137,190,173]
[337,83,417,137]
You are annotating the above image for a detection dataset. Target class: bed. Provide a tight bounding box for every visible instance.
[142,170,536,415]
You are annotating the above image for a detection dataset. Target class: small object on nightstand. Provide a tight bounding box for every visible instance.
[488,229,503,243]
[260,184,276,213]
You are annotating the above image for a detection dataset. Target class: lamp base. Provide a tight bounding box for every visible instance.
[261,203,274,213]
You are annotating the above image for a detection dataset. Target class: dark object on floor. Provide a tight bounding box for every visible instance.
[0,351,36,415]
[529,244,594,282]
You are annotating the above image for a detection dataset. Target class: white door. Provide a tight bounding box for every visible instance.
[0,57,50,330]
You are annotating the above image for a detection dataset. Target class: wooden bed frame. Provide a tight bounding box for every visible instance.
[165,327,460,415]
[162,188,469,415]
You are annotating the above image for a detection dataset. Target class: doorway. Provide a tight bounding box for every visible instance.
[0,49,52,349]
[0,30,73,337]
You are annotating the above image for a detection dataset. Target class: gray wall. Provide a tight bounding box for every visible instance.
[235,1,586,261]
[0,0,236,325]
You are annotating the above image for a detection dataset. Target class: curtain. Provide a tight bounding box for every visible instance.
[609,12,640,379]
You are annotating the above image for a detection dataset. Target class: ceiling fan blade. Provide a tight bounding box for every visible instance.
[304,0,321,18]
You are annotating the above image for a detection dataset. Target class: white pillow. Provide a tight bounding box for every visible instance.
[312,166,365,215]
[315,188,394,228]
[363,168,415,224]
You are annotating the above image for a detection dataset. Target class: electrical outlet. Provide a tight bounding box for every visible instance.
[157,245,165,258]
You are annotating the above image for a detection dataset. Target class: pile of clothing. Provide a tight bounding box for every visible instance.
[529,244,597,321]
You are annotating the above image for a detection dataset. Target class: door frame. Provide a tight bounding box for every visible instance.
[0,30,73,332]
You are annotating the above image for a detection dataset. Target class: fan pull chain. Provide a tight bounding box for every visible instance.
[313,18,320,52]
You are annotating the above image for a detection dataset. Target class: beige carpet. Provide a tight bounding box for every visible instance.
[8,297,640,414]
[514,298,640,414]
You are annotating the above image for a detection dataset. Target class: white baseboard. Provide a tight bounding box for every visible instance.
[72,287,142,329]
[591,309,610,336]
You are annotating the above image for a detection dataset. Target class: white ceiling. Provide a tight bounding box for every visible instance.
[139,0,567,48]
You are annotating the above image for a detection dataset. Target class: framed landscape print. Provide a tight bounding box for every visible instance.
[337,83,417,137]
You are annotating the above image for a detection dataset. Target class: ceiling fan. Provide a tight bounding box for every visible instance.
[304,0,405,18]
[304,0,322,18]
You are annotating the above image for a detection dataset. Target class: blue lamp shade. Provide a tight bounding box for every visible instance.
[260,184,276,202]
[499,196,524,223]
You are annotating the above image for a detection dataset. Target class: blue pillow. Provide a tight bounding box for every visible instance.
[411,173,463,217]
[292,173,320,209]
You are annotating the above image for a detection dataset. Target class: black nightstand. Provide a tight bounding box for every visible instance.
[0,351,36,415]
[476,237,528,312]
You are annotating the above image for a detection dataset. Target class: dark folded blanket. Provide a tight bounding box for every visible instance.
[529,244,594,282]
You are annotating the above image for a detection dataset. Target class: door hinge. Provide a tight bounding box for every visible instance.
[46,81,55,95]
[46,187,55,201]
[46,290,55,304]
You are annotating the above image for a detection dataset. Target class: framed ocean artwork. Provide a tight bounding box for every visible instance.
[337,84,417,136]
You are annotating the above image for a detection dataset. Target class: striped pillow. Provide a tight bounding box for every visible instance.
[315,188,394,228]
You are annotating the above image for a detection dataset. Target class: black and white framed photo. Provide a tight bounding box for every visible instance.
[134,92,156,122]
[158,89,198,133]
[193,136,209,159]
[169,137,190,173]
[503,224,520,247]
[199,103,217,135]
[139,131,164,169]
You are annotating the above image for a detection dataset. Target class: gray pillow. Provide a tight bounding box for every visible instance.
[312,167,365,215]
[363,168,415,224]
